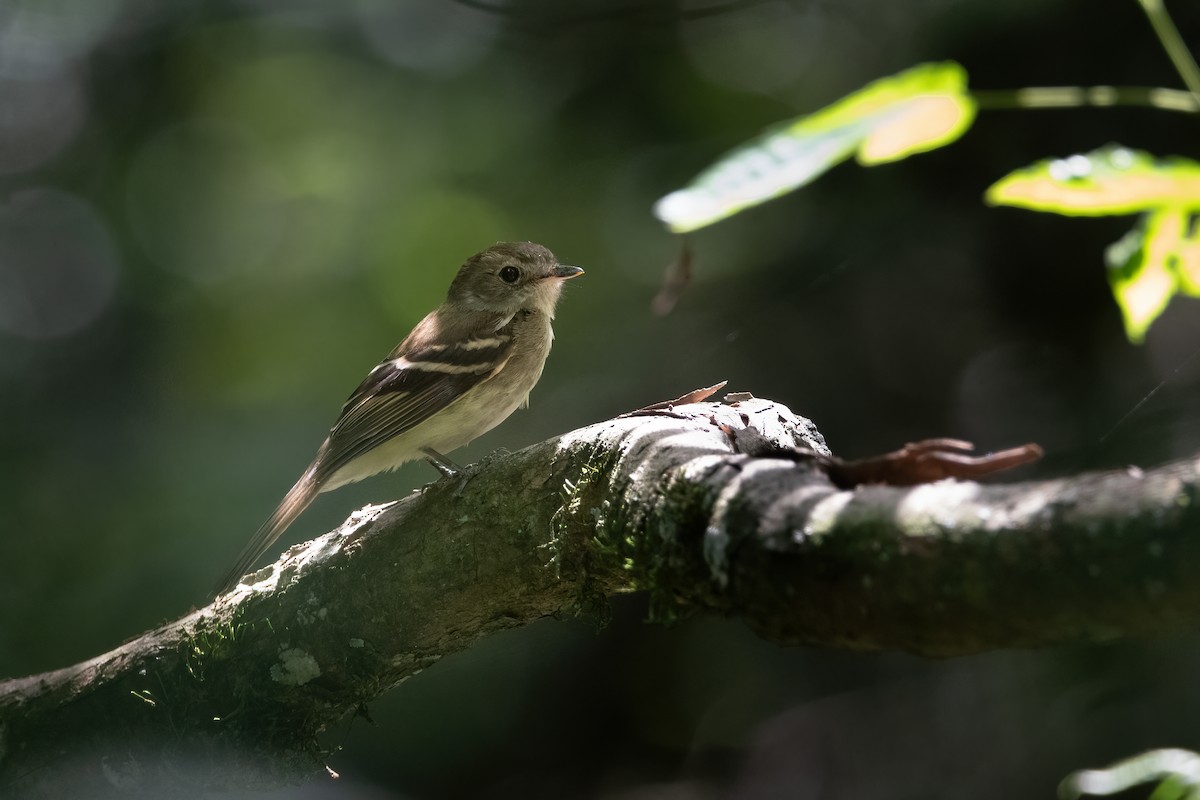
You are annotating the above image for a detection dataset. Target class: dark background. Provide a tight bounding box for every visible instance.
[3,0,1200,797]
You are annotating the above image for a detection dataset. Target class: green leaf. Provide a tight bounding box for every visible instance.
[986,146,1200,216]
[654,61,976,233]
[1106,212,1179,343]
[1060,748,1200,799]
[1105,207,1200,343]
[1175,213,1200,294]
[1149,777,1195,800]
[990,146,1200,343]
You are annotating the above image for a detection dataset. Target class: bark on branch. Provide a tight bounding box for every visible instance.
[3,395,1199,796]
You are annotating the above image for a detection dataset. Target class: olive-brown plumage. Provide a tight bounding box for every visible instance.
[214,242,582,595]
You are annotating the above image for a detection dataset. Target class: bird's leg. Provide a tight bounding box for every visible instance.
[420,447,474,496]
[420,447,463,479]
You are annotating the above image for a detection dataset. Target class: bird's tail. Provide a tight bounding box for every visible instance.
[212,468,322,597]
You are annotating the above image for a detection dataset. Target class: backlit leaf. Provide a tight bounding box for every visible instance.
[654,62,976,233]
[1176,218,1200,294]
[1061,748,1200,799]
[1105,212,1181,343]
[986,146,1200,216]
[992,146,1200,343]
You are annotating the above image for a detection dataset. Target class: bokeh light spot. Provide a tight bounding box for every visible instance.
[125,121,287,284]
[0,71,86,174]
[353,0,500,76]
[0,0,123,79]
[0,188,119,339]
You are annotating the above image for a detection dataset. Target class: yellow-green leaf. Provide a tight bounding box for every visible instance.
[1060,748,1200,799]
[654,62,976,233]
[1176,217,1200,294]
[857,91,973,165]
[1106,212,1179,342]
[986,146,1200,216]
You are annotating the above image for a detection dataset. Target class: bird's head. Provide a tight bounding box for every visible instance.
[447,242,583,318]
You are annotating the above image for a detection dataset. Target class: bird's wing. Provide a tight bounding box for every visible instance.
[313,318,515,480]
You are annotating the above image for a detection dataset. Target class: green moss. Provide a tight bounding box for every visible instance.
[178,604,262,684]
[546,438,731,627]
[595,465,721,625]
[544,442,624,625]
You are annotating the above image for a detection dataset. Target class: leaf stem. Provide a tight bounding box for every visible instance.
[972,86,1199,113]
[1136,0,1200,102]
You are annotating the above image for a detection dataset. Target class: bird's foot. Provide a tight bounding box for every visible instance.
[421,447,462,479]
[421,447,475,495]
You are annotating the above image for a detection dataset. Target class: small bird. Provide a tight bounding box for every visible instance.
[214,242,583,595]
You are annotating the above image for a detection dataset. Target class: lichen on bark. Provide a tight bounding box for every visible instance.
[4,395,1200,797]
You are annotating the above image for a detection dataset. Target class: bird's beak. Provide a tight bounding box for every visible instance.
[551,265,584,280]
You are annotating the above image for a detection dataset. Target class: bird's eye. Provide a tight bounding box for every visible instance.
[499,266,520,284]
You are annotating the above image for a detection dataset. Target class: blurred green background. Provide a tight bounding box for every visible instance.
[3,0,1200,797]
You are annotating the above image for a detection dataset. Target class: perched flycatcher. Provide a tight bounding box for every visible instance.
[214,241,583,595]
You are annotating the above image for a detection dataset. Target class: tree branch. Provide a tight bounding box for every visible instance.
[3,395,1199,795]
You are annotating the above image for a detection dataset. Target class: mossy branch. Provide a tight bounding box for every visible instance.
[2,395,1199,796]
